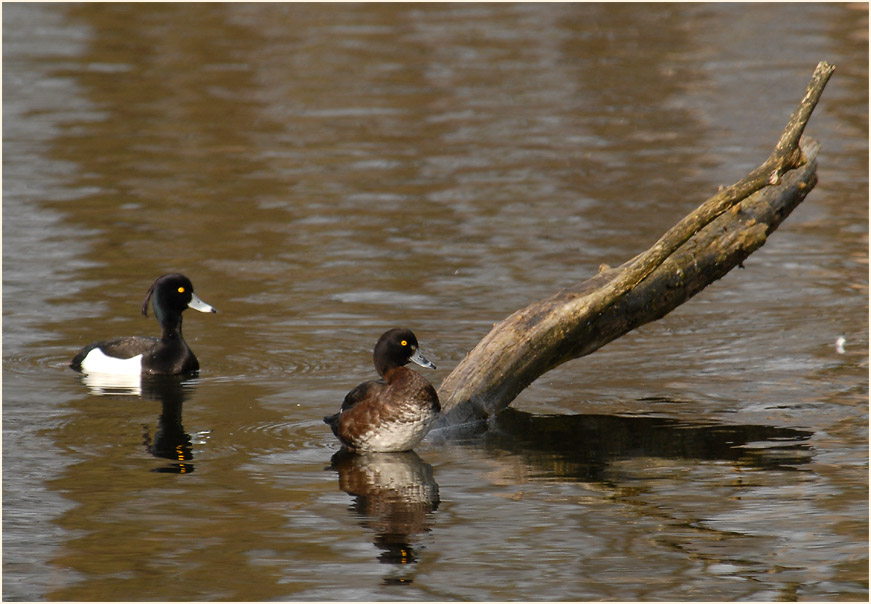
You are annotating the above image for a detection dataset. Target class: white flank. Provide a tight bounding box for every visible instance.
[80,347,143,376]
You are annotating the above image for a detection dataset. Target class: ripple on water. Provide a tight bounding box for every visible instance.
[233,420,340,484]
[3,345,79,376]
[228,418,318,446]
[203,334,369,382]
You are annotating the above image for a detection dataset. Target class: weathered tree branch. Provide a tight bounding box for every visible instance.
[435,61,834,428]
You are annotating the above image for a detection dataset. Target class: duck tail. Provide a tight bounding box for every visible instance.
[323,412,340,435]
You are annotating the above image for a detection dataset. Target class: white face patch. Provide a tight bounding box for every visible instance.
[80,347,144,376]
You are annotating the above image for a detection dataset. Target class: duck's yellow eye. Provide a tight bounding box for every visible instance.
[178,286,185,293]
[401,340,408,347]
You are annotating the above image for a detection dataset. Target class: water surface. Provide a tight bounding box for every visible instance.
[3,3,868,601]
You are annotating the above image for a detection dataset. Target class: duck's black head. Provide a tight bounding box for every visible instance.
[373,328,436,376]
[141,273,216,327]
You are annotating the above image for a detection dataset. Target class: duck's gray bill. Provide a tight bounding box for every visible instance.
[410,348,436,370]
[188,292,217,313]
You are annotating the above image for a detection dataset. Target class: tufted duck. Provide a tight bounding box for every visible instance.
[324,328,441,452]
[70,273,216,376]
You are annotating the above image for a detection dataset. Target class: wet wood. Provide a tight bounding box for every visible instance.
[435,61,835,427]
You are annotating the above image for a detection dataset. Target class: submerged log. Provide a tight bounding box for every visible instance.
[435,61,835,427]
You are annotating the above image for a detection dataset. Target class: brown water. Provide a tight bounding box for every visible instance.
[3,3,868,601]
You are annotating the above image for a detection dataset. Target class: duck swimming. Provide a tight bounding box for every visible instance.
[324,328,441,453]
[70,273,216,376]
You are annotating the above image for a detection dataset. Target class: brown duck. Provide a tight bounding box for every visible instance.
[324,328,440,452]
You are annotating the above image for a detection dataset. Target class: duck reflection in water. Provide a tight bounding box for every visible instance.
[75,371,197,474]
[330,448,440,585]
[140,375,196,474]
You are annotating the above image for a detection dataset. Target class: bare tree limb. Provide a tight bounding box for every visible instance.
[435,61,834,427]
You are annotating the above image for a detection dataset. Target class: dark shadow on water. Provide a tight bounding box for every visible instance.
[329,448,440,586]
[433,405,814,482]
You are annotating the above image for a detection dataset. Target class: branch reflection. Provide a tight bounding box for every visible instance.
[456,406,814,482]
